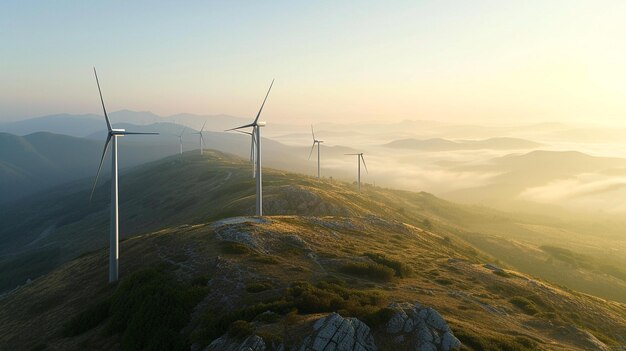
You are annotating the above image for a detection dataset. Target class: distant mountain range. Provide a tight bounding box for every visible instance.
[0,110,249,137]
[0,131,186,203]
[383,137,542,151]
[0,124,359,204]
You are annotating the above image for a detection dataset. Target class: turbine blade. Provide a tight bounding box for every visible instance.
[345,153,359,155]
[120,132,160,135]
[90,134,112,201]
[251,130,257,177]
[225,123,255,132]
[201,120,207,132]
[179,127,186,137]
[361,154,368,174]
[308,142,316,160]
[311,125,315,141]
[253,79,274,125]
[93,67,112,132]
[250,133,255,162]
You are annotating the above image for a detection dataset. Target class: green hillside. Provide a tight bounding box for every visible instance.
[0,150,625,350]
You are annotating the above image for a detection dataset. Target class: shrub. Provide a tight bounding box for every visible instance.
[61,298,111,337]
[106,269,207,351]
[62,268,207,351]
[255,311,281,323]
[246,282,273,293]
[190,275,209,287]
[286,281,384,316]
[339,262,395,282]
[509,296,539,315]
[227,320,254,340]
[454,329,537,351]
[257,332,283,351]
[219,241,251,254]
[360,307,396,328]
[191,280,386,346]
[434,278,453,286]
[364,253,412,278]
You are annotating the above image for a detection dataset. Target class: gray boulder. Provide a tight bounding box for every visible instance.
[386,302,461,351]
[300,312,377,351]
[205,334,267,351]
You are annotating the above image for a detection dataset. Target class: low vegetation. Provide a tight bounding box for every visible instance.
[219,241,252,254]
[454,329,537,351]
[509,296,539,315]
[339,261,395,282]
[190,279,388,346]
[63,268,207,351]
[364,252,412,278]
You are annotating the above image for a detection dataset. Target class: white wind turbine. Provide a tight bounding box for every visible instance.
[345,153,368,192]
[308,125,324,178]
[90,67,158,283]
[178,127,186,155]
[193,121,207,155]
[226,79,274,216]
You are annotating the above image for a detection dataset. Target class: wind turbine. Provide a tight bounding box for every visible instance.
[193,121,207,155]
[308,125,324,178]
[90,67,158,283]
[226,79,274,216]
[178,127,186,155]
[345,153,368,192]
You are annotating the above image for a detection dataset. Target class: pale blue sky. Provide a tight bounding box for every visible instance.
[2,1,626,125]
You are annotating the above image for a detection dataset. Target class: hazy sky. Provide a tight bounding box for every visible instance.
[2,1,626,125]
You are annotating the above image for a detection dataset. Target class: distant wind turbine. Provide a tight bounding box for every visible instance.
[345,153,368,192]
[193,121,207,155]
[226,79,274,216]
[178,127,186,155]
[90,67,158,283]
[309,125,324,178]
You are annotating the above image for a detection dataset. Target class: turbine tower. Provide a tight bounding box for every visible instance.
[90,67,158,283]
[193,121,207,155]
[308,125,324,178]
[178,127,186,155]
[226,79,274,216]
[345,153,368,192]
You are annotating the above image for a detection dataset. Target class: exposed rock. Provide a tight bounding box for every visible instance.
[483,263,504,273]
[205,334,267,351]
[385,302,461,351]
[299,312,377,351]
[212,216,312,256]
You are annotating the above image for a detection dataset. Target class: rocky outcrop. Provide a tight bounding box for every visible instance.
[386,302,461,351]
[299,313,377,351]
[204,334,268,351]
